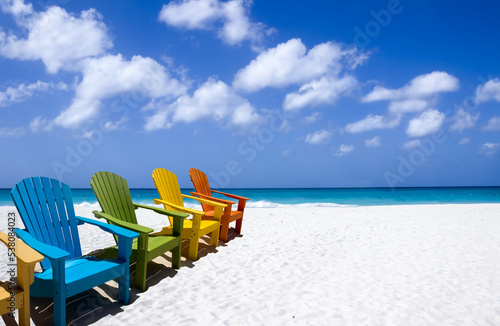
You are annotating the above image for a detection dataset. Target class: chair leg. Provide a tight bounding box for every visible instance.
[117,266,130,304]
[210,227,219,247]
[117,237,133,303]
[188,236,200,261]
[235,217,243,234]
[172,241,182,269]
[52,260,66,326]
[17,264,32,326]
[19,300,29,326]
[135,251,148,292]
[219,221,230,242]
[53,292,66,326]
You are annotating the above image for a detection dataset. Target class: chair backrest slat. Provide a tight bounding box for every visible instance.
[189,168,214,212]
[10,188,31,230]
[18,179,50,245]
[61,182,82,258]
[51,179,81,258]
[32,178,60,249]
[10,177,82,270]
[112,173,136,223]
[39,178,70,253]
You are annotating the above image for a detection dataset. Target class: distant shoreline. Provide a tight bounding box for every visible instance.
[2,186,500,207]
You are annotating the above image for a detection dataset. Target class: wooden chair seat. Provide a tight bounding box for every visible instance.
[0,282,24,309]
[204,210,243,222]
[34,257,122,283]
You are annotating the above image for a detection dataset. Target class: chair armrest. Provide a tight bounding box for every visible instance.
[153,198,205,217]
[212,190,250,201]
[133,203,189,219]
[0,231,44,264]
[190,192,235,205]
[181,194,228,209]
[93,210,154,234]
[76,216,139,240]
[211,190,248,211]
[133,203,186,237]
[14,228,69,261]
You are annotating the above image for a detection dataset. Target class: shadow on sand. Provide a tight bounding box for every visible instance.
[18,231,242,325]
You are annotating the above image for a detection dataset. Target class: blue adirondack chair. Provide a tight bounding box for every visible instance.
[10,177,139,326]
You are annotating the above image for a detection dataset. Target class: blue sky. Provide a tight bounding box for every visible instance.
[1,0,499,188]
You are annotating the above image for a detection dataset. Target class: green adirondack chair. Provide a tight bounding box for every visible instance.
[10,177,139,326]
[90,171,188,291]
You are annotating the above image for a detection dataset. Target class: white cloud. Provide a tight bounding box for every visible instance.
[277,119,291,132]
[0,81,53,106]
[482,117,500,131]
[406,109,445,137]
[0,126,25,137]
[402,139,421,150]
[335,144,354,156]
[78,54,183,100]
[0,6,112,73]
[343,47,370,69]
[449,108,479,132]
[233,38,362,92]
[458,137,471,145]
[336,71,458,147]
[159,0,267,45]
[479,142,500,156]
[365,136,381,148]
[344,114,401,134]
[159,0,219,29]
[219,0,262,45]
[363,71,459,102]
[283,75,357,111]
[305,130,331,144]
[281,150,290,157]
[475,78,500,104]
[54,54,187,128]
[304,112,322,124]
[29,116,53,132]
[388,99,428,114]
[357,72,457,139]
[233,39,367,112]
[144,78,261,131]
[0,0,32,16]
[101,116,128,131]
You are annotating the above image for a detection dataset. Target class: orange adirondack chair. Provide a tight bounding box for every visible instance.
[152,168,226,260]
[189,168,249,242]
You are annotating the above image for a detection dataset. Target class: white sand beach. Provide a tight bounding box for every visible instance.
[1,204,500,325]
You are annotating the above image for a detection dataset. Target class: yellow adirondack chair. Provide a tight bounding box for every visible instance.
[152,168,227,260]
[0,231,43,326]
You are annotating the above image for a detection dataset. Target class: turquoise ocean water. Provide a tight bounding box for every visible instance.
[1,187,499,207]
